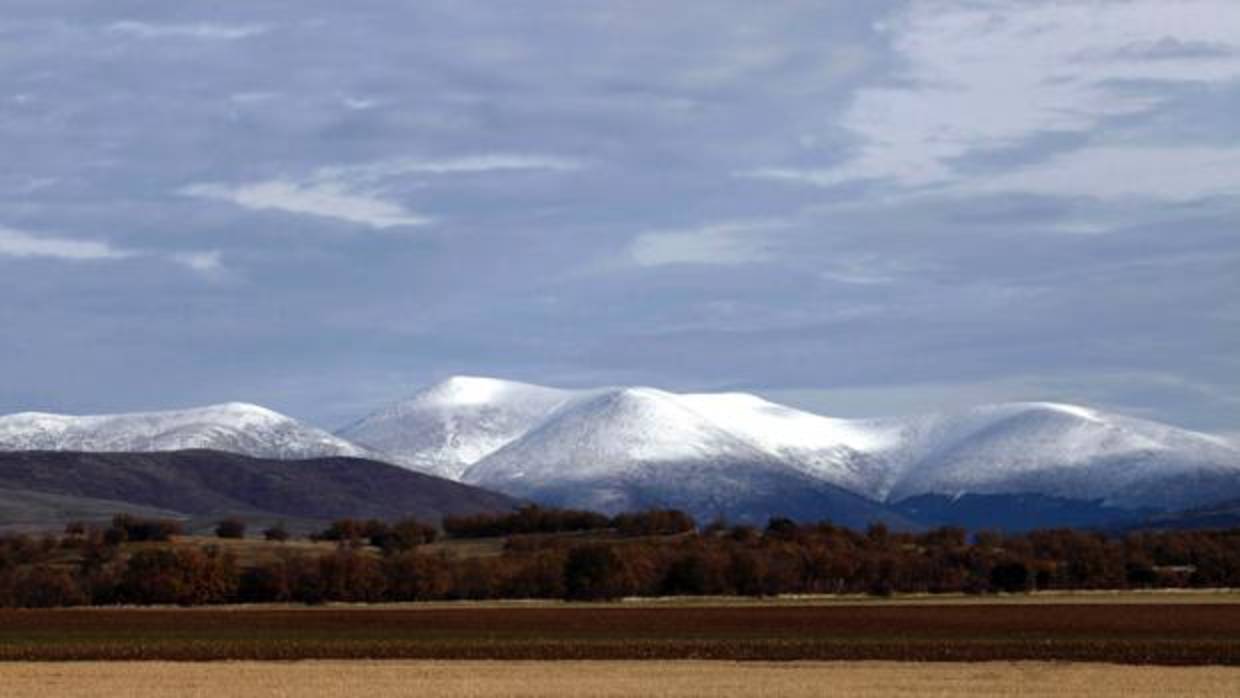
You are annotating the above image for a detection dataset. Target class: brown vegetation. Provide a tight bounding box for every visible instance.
[2,511,1240,607]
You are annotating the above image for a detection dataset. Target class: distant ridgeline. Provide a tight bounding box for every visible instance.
[2,505,1239,607]
[2,380,1240,532]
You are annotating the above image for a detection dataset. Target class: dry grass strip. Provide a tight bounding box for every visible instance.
[2,660,1239,698]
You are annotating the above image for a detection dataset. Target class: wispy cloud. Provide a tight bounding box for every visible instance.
[819,256,900,286]
[630,221,785,267]
[183,154,581,229]
[315,154,582,183]
[107,21,267,40]
[742,0,1240,200]
[170,250,223,273]
[0,225,135,261]
[181,181,432,230]
[0,225,223,276]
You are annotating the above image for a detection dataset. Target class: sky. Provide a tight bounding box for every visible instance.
[1,1,1238,436]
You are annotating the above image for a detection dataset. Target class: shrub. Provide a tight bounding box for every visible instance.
[371,517,438,554]
[109,514,183,542]
[990,561,1031,593]
[118,548,238,605]
[611,510,696,537]
[564,544,628,601]
[215,518,247,539]
[444,505,611,538]
[12,565,86,608]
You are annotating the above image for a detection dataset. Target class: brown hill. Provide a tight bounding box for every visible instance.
[0,449,519,533]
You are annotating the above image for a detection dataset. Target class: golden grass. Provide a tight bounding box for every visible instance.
[1,661,1238,697]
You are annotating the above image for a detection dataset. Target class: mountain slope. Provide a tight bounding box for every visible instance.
[870,403,1240,510]
[675,391,898,497]
[346,377,1240,526]
[0,403,373,462]
[337,376,573,479]
[0,450,519,532]
[462,387,916,527]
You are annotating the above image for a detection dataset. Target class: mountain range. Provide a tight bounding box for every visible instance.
[3,375,1239,530]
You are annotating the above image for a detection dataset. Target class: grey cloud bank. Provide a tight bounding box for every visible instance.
[0,1,1237,436]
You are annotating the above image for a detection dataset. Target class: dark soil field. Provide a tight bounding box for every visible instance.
[3,601,1239,664]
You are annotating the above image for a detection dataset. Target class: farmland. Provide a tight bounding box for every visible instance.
[2,597,1239,664]
[3,660,1240,698]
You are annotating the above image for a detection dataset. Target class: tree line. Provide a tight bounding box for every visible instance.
[1,509,1239,607]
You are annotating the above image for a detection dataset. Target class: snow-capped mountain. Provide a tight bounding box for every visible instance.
[7,378,1237,528]
[0,402,372,461]
[342,376,1240,523]
[461,386,915,526]
[336,376,575,479]
[862,402,1240,510]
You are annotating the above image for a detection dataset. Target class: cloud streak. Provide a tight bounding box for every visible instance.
[184,154,581,229]
[107,21,267,40]
[316,155,582,183]
[0,225,222,275]
[0,226,135,261]
[630,221,785,267]
[182,181,432,230]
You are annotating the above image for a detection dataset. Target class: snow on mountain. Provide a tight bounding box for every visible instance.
[675,392,900,497]
[868,402,1240,510]
[344,377,1240,517]
[336,376,575,479]
[0,402,372,461]
[12,376,1234,524]
[461,387,911,526]
[463,387,780,488]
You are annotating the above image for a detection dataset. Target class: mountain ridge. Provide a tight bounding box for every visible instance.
[0,402,373,462]
[340,376,1240,523]
[4,377,1238,528]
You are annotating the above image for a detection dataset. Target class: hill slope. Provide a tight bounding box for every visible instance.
[0,450,518,532]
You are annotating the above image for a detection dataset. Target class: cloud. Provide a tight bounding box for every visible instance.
[171,250,223,273]
[316,154,582,183]
[181,181,431,229]
[0,225,135,261]
[742,0,1240,199]
[629,221,784,267]
[183,154,580,229]
[107,21,267,40]
[818,256,899,286]
[0,225,224,276]
[738,167,856,188]
[976,146,1240,200]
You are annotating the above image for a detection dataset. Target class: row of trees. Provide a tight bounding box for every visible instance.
[442,506,697,538]
[2,512,1239,607]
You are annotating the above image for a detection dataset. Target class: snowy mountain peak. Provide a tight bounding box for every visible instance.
[0,402,371,461]
[416,375,557,407]
[1026,402,1102,422]
[336,376,576,480]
